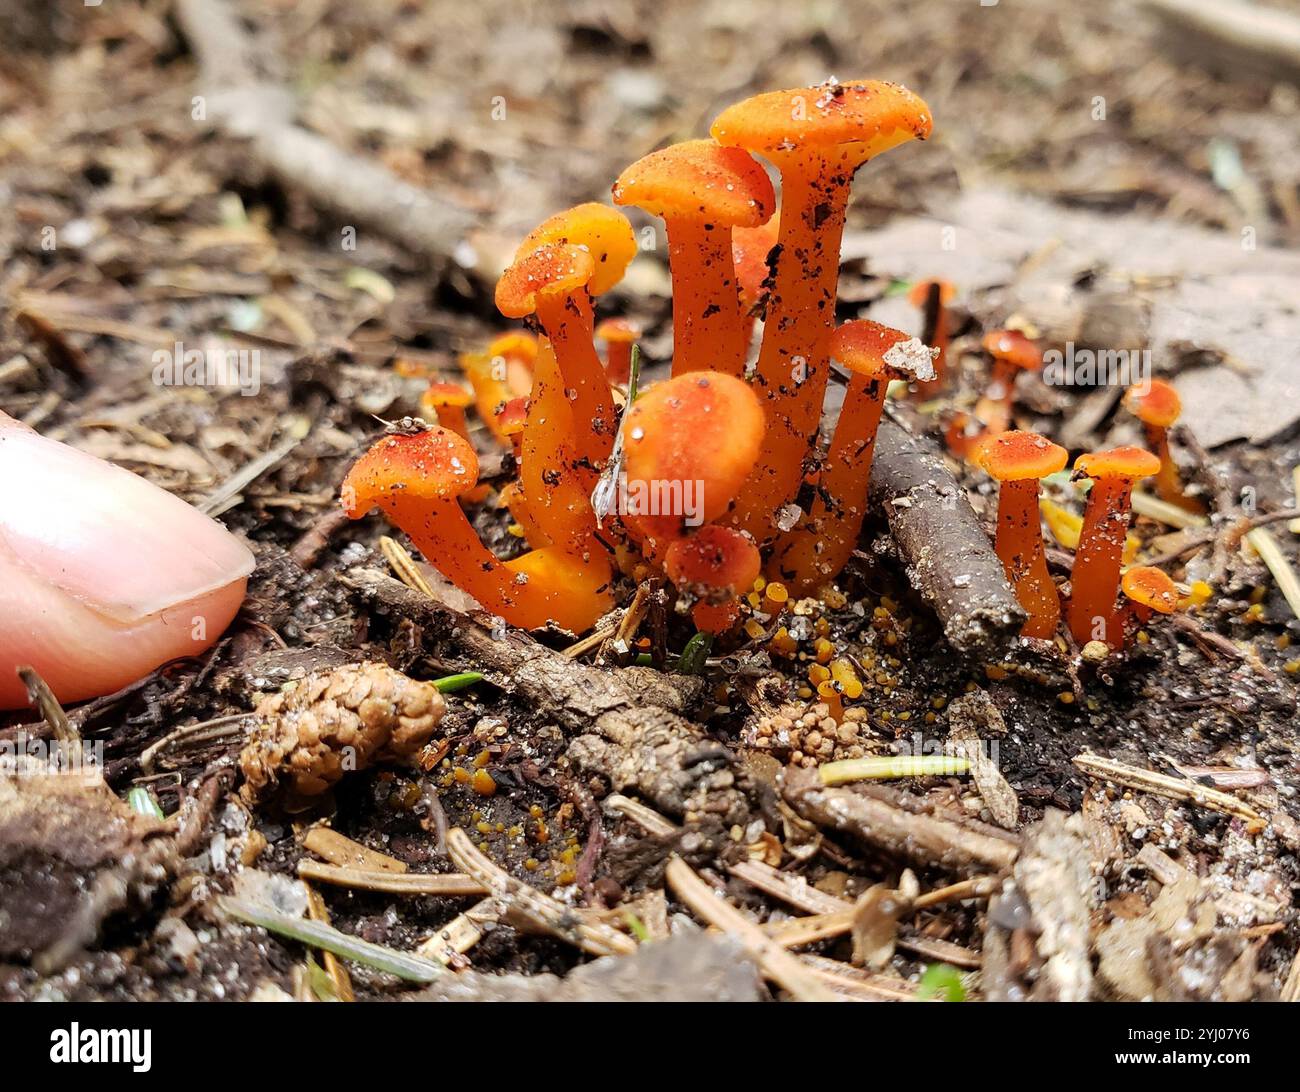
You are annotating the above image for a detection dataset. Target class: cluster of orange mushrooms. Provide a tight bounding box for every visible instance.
[342,78,1192,671]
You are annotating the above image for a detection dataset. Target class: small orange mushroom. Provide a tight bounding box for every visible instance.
[498,205,636,477]
[771,320,926,593]
[1120,565,1180,634]
[909,279,956,398]
[974,329,1042,435]
[494,396,528,461]
[1068,446,1161,649]
[460,333,535,445]
[613,141,774,378]
[595,317,639,387]
[621,371,765,548]
[419,381,473,439]
[711,79,933,542]
[664,525,761,635]
[342,426,611,632]
[972,431,1069,639]
[1123,378,1203,514]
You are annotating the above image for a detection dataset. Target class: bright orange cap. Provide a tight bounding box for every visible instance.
[1123,379,1181,429]
[664,525,761,596]
[981,329,1042,371]
[830,319,918,379]
[711,80,933,161]
[495,396,528,438]
[1074,445,1161,481]
[495,243,595,318]
[595,317,640,344]
[973,430,1068,482]
[623,371,764,541]
[1121,566,1180,614]
[613,140,774,228]
[421,381,472,408]
[342,427,479,515]
[487,331,538,364]
[516,203,636,297]
[908,279,955,308]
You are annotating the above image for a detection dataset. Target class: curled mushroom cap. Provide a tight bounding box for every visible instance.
[421,381,472,409]
[613,140,774,228]
[517,202,636,297]
[487,331,539,367]
[973,430,1068,482]
[342,427,480,513]
[1122,566,1180,615]
[595,317,639,385]
[495,243,595,318]
[981,329,1041,371]
[495,396,528,439]
[711,80,933,162]
[595,317,639,345]
[831,319,916,378]
[622,371,764,543]
[1074,445,1162,482]
[665,525,761,597]
[1123,378,1181,429]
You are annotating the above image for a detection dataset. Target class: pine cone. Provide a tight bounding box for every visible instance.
[238,662,445,806]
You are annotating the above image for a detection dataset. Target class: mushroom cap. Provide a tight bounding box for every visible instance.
[495,243,595,318]
[907,279,956,308]
[516,203,636,297]
[1121,566,1180,614]
[495,396,528,437]
[341,426,480,515]
[981,329,1042,371]
[595,317,640,344]
[487,331,538,364]
[421,381,473,409]
[710,80,932,162]
[623,371,764,537]
[973,430,1068,482]
[1074,445,1161,481]
[1123,378,1181,429]
[613,140,775,228]
[664,525,761,595]
[830,319,914,378]
[732,218,780,307]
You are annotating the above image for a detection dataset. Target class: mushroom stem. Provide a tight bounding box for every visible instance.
[727,158,851,540]
[1143,422,1203,513]
[771,365,887,592]
[664,216,748,378]
[1069,476,1135,648]
[994,479,1058,639]
[534,290,614,480]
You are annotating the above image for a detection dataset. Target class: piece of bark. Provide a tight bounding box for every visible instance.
[946,690,1020,829]
[341,568,745,823]
[982,809,1092,1002]
[869,417,1026,656]
[781,766,1020,877]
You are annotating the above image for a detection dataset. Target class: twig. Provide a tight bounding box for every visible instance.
[304,884,355,1002]
[1244,527,1300,623]
[818,754,970,785]
[416,898,507,966]
[1073,752,1265,826]
[665,857,839,1002]
[140,713,249,775]
[797,953,920,1000]
[17,666,79,748]
[446,828,635,957]
[199,416,312,515]
[302,827,407,872]
[290,507,351,569]
[297,860,486,896]
[912,875,1000,910]
[728,860,851,916]
[602,794,680,837]
[381,535,434,597]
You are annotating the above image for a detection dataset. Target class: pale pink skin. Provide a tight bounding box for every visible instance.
[0,412,254,708]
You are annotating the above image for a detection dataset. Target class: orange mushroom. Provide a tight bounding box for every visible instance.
[972,431,1069,639]
[595,318,639,387]
[621,371,765,548]
[460,333,535,445]
[974,329,1041,434]
[909,279,955,397]
[1067,446,1161,649]
[498,205,636,477]
[419,381,473,439]
[732,216,780,356]
[771,320,927,593]
[1123,378,1203,514]
[495,396,528,461]
[664,525,761,635]
[613,141,774,379]
[1120,565,1180,636]
[342,426,611,632]
[711,80,933,542]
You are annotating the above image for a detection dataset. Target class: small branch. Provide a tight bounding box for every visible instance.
[1073,752,1265,826]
